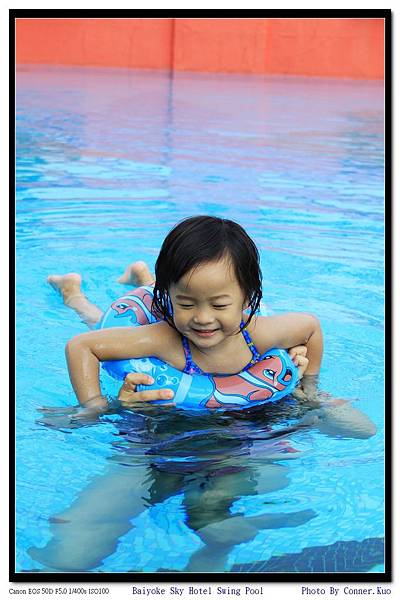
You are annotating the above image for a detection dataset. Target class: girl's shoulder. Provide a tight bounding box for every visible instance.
[246,314,276,354]
[247,311,318,354]
[146,320,181,345]
[147,321,187,370]
[246,313,298,353]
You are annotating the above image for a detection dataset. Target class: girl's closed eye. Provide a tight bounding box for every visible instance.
[178,303,229,309]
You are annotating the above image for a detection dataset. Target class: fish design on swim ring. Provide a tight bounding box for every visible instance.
[99,286,298,411]
[107,286,159,327]
[206,356,295,409]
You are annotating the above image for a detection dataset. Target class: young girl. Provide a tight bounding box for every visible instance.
[51,215,321,418]
[36,216,375,572]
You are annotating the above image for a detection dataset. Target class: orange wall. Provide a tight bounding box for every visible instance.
[15,18,384,79]
[16,19,174,70]
[263,19,384,78]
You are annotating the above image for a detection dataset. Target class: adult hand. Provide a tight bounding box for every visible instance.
[118,373,175,409]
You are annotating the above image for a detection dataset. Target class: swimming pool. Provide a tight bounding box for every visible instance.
[15,65,385,575]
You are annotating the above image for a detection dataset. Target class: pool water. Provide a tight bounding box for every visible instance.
[16,65,385,574]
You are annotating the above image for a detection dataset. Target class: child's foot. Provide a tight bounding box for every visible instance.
[47,273,103,328]
[117,261,155,286]
[47,273,84,305]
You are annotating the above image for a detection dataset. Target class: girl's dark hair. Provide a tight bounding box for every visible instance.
[152,216,262,330]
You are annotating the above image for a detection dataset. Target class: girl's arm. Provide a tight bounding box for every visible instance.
[255,312,323,375]
[298,399,377,439]
[254,314,376,439]
[253,312,322,401]
[65,322,170,409]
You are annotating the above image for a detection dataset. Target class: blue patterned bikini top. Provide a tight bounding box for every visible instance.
[181,321,262,376]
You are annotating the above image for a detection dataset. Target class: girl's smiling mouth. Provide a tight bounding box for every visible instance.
[191,328,219,337]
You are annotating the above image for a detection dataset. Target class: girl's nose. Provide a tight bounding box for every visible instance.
[193,308,214,325]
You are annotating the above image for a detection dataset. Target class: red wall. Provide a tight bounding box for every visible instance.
[16,18,384,79]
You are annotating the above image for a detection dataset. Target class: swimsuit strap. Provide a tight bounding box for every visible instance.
[182,336,204,376]
[182,321,261,376]
[241,322,262,369]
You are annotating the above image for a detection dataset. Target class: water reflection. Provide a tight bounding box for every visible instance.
[30,404,317,572]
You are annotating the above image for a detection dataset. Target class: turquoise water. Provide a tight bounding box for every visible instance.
[16,65,384,574]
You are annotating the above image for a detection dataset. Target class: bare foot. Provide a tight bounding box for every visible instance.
[47,273,84,305]
[47,273,103,327]
[117,261,155,286]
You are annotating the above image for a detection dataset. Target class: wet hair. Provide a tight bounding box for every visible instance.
[152,215,262,330]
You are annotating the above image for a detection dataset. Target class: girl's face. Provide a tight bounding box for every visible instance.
[169,257,247,350]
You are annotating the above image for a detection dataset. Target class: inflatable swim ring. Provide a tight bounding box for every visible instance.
[99,286,299,411]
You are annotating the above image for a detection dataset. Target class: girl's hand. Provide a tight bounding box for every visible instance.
[296,355,309,379]
[288,345,307,365]
[70,396,109,423]
[288,344,309,380]
[36,398,109,429]
[118,373,175,409]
